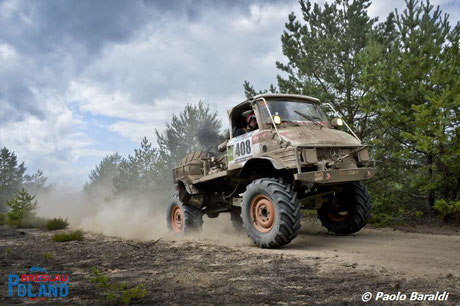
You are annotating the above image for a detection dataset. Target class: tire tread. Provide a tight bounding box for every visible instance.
[241,178,301,248]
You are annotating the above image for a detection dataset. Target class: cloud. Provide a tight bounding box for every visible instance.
[0,43,44,123]
[0,0,151,56]
[368,0,460,23]
[0,91,107,187]
[74,0,300,128]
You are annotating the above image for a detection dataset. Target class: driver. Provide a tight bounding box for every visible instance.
[235,111,258,136]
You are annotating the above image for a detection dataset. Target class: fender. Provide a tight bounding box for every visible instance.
[254,157,284,169]
[238,157,284,177]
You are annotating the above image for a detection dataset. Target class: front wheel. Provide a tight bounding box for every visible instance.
[317,182,371,235]
[166,194,203,234]
[241,178,301,248]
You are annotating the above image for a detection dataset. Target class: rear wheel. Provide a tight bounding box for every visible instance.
[241,178,301,248]
[317,182,371,235]
[166,194,203,234]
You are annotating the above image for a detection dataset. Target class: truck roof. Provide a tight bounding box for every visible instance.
[251,93,321,104]
[229,94,321,115]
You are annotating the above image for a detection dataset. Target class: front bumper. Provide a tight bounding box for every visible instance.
[294,167,376,184]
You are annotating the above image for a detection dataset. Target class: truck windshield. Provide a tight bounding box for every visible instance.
[258,100,329,125]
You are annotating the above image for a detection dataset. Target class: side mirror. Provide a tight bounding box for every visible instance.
[223,129,230,140]
[331,118,343,128]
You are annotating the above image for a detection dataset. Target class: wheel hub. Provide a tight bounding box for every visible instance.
[171,205,183,233]
[327,211,349,222]
[250,195,275,233]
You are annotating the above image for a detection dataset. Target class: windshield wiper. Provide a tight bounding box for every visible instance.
[295,110,323,128]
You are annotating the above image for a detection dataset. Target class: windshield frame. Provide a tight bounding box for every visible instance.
[256,99,330,128]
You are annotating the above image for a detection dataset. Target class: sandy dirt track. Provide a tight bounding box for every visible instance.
[1,221,459,305]
[259,224,460,279]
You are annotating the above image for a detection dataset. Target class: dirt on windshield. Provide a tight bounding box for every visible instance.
[1,218,459,305]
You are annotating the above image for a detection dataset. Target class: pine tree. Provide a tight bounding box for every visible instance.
[0,147,26,212]
[6,188,38,225]
[359,0,460,207]
[113,137,162,197]
[155,101,222,169]
[274,0,378,139]
[84,153,122,199]
[23,170,51,196]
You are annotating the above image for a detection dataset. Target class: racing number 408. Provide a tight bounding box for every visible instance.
[235,140,251,158]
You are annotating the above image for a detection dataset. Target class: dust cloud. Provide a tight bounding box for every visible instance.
[34,188,250,245]
[34,190,95,225]
[34,189,168,240]
[79,196,168,241]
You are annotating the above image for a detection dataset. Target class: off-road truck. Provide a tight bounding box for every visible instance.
[166,94,376,248]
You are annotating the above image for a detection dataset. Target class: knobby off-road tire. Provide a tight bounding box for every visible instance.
[317,181,371,235]
[166,194,203,234]
[241,178,301,248]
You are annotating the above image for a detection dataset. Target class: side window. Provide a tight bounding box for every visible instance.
[231,115,245,137]
[231,104,254,138]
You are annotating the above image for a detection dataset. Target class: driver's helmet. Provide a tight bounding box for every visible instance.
[245,111,256,123]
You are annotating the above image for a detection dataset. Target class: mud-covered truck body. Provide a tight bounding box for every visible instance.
[167,94,376,248]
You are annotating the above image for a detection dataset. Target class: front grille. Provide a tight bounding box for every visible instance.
[272,148,297,166]
[316,148,353,161]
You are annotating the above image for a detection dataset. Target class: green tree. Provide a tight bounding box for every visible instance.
[359,0,460,208]
[273,0,379,139]
[84,153,122,199]
[0,147,26,212]
[23,170,52,196]
[155,101,222,170]
[6,188,38,226]
[113,137,162,197]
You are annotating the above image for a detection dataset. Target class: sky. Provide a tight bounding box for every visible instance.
[0,0,459,189]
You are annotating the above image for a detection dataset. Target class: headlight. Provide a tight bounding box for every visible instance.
[331,118,343,127]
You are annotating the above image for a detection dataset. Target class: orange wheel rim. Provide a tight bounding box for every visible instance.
[327,211,348,222]
[171,205,183,233]
[250,194,275,233]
